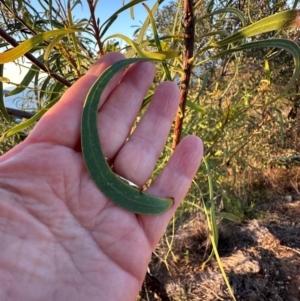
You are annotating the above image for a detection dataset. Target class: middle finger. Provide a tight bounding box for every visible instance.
[97,61,156,159]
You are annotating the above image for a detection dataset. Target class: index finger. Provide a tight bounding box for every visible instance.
[27,52,125,148]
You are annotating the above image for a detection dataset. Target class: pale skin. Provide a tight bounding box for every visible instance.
[0,53,203,301]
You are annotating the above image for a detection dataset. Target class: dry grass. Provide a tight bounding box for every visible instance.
[139,200,300,301]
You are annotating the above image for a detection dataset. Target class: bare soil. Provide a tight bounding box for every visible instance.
[139,198,300,301]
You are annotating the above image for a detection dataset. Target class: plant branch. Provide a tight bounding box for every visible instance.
[172,0,194,150]
[86,0,104,56]
[225,114,271,166]
[0,0,82,78]
[0,0,37,36]
[0,28,72,88]
[6,107,35,119]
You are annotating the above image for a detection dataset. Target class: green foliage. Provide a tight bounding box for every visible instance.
[0,115,25,154]
[2,1,300,299]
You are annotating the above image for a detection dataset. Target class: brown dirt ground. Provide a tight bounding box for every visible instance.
[139,198,300,301]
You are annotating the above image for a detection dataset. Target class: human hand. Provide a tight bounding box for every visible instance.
[0,53,203,301]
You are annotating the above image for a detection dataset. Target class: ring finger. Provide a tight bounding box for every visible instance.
[112,81,180,187]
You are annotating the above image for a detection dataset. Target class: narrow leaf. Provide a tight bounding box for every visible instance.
[195,71,210,104]
[100,15,118,39]
[100,0,147,32]
[125,35,182,58]
[0,107,46,141]
[0,76,10,83]
[143,3,172,80]
[105,34,179,60]
[130,1,135,19]
[201,7,247,27]
[49,82,65,103]
[186,100,205,114]
[0,92,62,141]
[44,35,65,65]
[136,0,164,44]
[6,64,40,97]
[199,39,300,96]
[216,212,241,222]
[0,28,81,64]
[67,0,81,73]
[39,75,52,102]
[215,10,297,47]
[264,59,271,85]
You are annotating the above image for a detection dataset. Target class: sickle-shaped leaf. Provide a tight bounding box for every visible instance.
[200,7,247,27]
[43,35,65,66]
[198,38,300,96]
[81,58,174,215]
[214,10,298,47]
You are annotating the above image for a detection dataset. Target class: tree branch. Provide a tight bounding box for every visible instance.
[87,0,104,56]
[6,107,35,119]
[0,0,38,36]
[172,0,195,150]
[0,28,72,88]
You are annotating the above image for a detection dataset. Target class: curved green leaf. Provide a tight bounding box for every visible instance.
[81,58,173,215]
[44,35,65,65]
[199,38,300,95]
[200,7,247,27]
[215,10,297,47]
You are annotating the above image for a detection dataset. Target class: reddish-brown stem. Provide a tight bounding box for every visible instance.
[172,0,194,151]
[87,0,105,56]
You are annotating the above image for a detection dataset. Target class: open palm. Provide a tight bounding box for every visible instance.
[0,53,203,301]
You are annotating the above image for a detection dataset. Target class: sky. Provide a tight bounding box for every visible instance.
[3,0,171,107]
[73,0,168,37]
